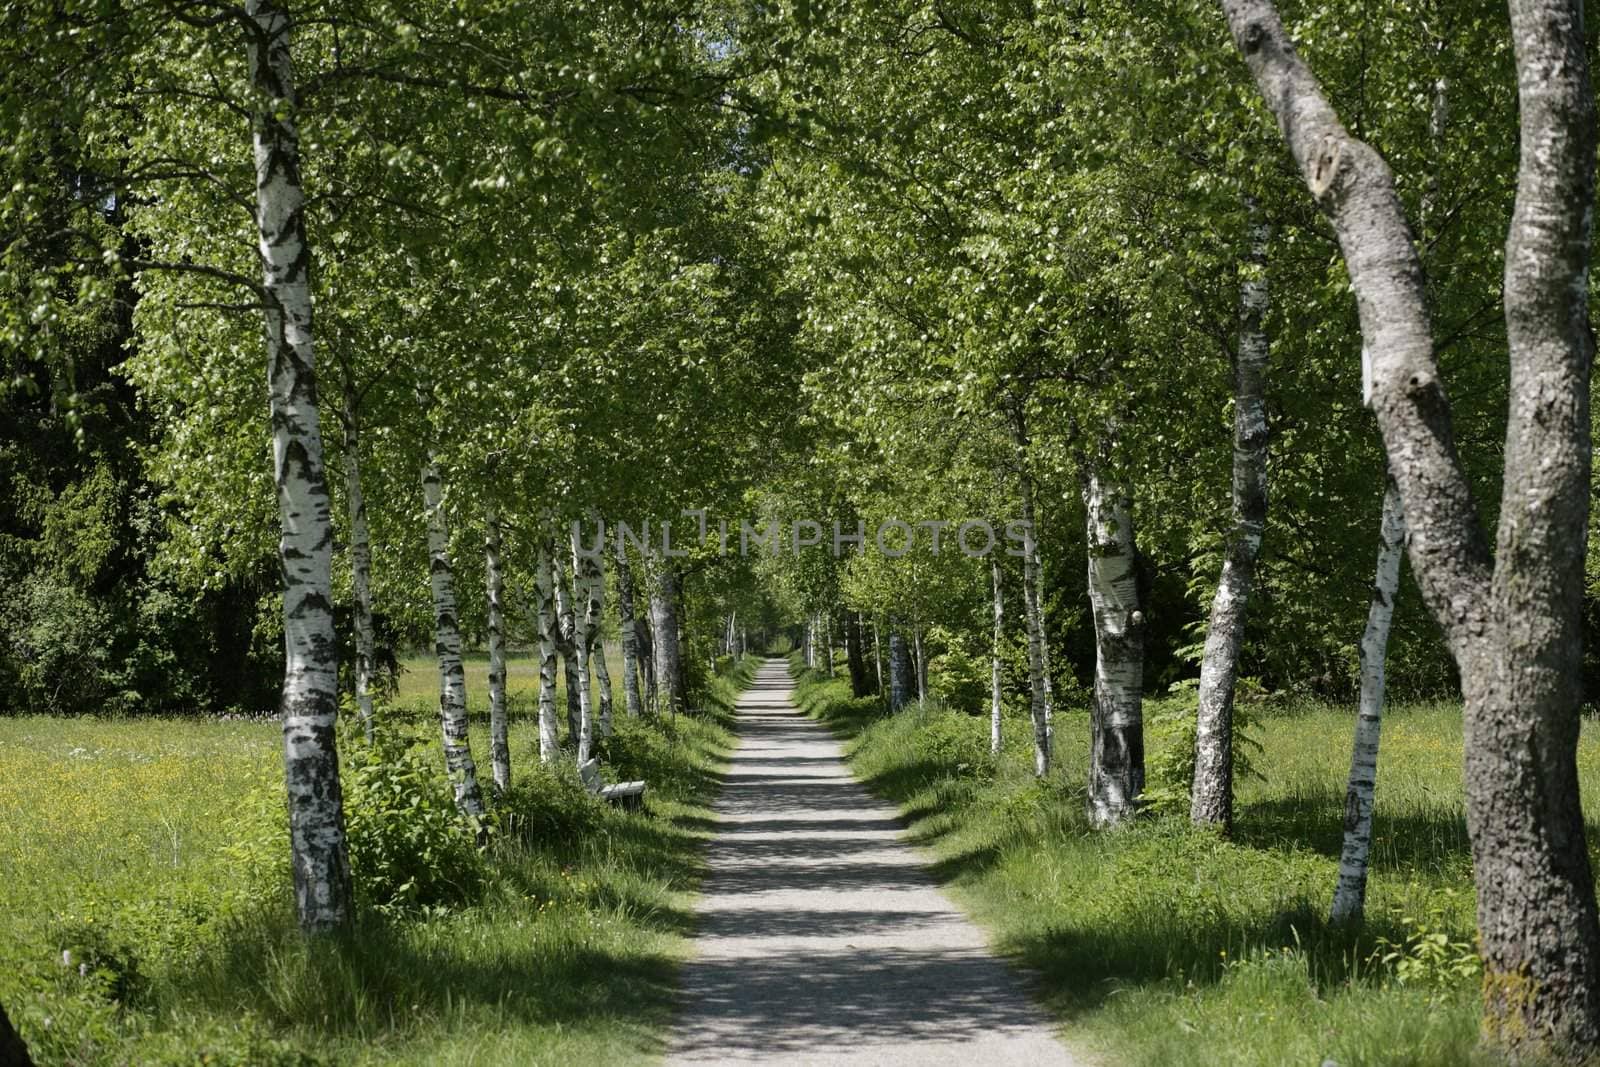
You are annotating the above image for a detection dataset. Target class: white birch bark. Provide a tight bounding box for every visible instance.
[651,566,684,713]
[247,0,351,933]
[1192,200,1271,829]
[991,556,1004,756]
[615,547,644,717]
[485,510,509,794]
[553,552,582,741]
[1331,478,1405,922]
[341,383,374,743]
[422,456,485,822]
[567,534,595,764]
[1013,418,1054,778]
[574,533,610,742]
[534,542,561,763]
[1083,467,1146,828]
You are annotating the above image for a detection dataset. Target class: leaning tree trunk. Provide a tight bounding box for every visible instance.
[0,998,32,1067]
[248,0,352,934]
[553,553,582,743]
[341,383,374,742]
[1191,200,1271,830]
[422,457,486,823]
[1012,417,1054,778]
[990,556,1004,757]
[1331,59,1444,922]
[1220,0,1600,1051]
[1083,465,1146,828]
[533,542,561,763]
[1331,478,1405,923]
[651,565,684,714]
[485,510,510,794]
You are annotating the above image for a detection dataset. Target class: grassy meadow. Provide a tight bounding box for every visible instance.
[790,662,1600,1067]
[0,648,747,1066]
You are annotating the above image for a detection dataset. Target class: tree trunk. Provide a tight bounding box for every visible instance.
[1083,465,1146,828]
[0,999,32,1067]
[615,560,643,719]
[248,0,352,934]
[651,565,684,713]
[846,611,870,697]
[990,556,1004,757]
[1331,478,1405,923]
[1191,199,1271,830]
[534,542,561,764]
[553,553,582,743]
[913,628,926,702]
[872,620,884,706]
[575,535,611,741]
[888,631,912,711]
[422,456,485,823]
[1012,415,1053,778]
[567,535,595,764]
[341,383,374,743]
[1220,0,1600,1050]
[823,615,835,677]
[485,510,509,795]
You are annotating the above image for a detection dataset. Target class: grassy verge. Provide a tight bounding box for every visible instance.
[0,651,754,1065]
[789,660,1600,1067]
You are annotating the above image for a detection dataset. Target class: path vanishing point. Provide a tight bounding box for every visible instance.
[666,658,1084,1066]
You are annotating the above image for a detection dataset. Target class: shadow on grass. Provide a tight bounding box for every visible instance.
[1234,787,1473,874]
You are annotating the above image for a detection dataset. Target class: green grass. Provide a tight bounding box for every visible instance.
[791,662,1600,1067]
[0,649,752,1065]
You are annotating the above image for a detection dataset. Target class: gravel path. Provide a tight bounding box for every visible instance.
[666,659,1084,1066]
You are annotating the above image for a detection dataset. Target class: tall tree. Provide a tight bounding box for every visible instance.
[1191,201,1271,830]
[249,0,352,933]
[1217,0,1600,1051]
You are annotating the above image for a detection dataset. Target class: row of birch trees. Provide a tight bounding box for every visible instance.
[735,0,1600,1058]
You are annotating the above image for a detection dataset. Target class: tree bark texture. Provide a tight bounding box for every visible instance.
[651,565,684,713]
[248,0,352,934]
[1083,467,1145,828]
[422,457,485,822]
[1331,478,1406,923]
[485,510,509,794]
[1191,199,1270,830]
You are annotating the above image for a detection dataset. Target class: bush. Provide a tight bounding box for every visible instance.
[929,641,988,713]
[496,762,603,850]
[340,712,488,913]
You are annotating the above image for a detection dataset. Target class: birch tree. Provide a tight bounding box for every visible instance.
[1330,479,1405,923]
[422,454,486,823]
[1083,463,1145,827]
[1218,0,1600,1050]
[485,510,510,794]
[248,0,352,933]
[1191,202,1271,830]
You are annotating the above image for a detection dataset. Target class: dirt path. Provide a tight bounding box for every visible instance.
[666,659,1084,1066]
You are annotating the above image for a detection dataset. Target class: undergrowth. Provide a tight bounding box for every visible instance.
[0,651,753,1065]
